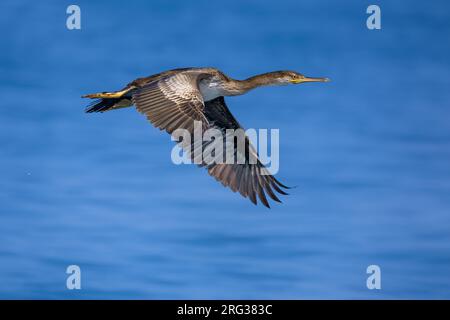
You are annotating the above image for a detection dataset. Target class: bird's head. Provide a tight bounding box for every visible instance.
[277,71,330,85]
[240,70,330,91]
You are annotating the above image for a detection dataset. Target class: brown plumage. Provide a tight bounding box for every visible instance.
[83,67,329,208]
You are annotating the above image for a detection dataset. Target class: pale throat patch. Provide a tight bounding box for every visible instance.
[199,80,225,102]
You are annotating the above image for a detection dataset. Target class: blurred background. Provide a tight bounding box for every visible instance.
[0,0,449,299]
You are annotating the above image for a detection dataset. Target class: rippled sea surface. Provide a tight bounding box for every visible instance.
[1,0,449,299]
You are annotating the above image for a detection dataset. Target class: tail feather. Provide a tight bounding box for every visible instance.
[85,98,121,113]
[83,87,134,113]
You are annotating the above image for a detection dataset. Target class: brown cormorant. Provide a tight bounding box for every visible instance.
[83,67,329,208]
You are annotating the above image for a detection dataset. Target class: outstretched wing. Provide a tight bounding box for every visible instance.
[132,72,288,207]
[202,97,289,208]
[132,71,209,134]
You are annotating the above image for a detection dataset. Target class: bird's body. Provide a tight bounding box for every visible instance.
[83,67,328,208]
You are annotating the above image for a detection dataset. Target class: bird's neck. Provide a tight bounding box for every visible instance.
[231,73,280,93]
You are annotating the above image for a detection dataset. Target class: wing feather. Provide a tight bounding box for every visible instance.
[132,71,288,207]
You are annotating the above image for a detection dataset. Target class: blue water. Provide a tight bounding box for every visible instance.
[1,0,450,299]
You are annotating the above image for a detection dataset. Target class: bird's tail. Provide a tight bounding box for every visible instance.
[84,98,123,113]
[83,88,133,113]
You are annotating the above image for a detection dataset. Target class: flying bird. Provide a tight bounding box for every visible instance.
[83,67,329,208]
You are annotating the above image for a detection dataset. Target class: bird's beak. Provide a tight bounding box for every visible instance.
[291,76,330,84]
